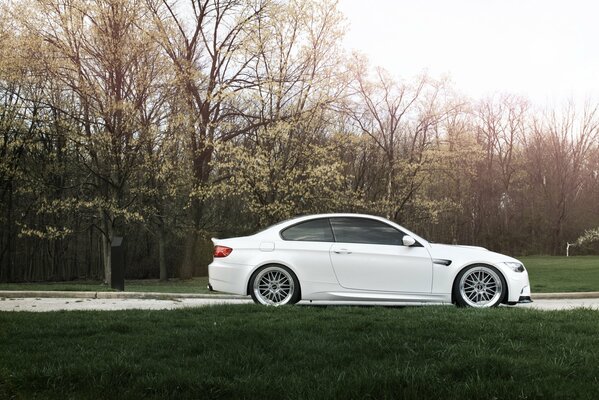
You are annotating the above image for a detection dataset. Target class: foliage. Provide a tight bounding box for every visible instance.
[203,120,358,229]
[576,228,599,246]
[1,0,599,282]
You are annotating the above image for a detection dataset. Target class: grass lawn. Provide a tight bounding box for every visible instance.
[0,277,211,294]
[519,256,599,293]
[1,305,598,399]
[1,256,598,295]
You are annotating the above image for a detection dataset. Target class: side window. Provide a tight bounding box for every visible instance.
[280,218,334,242]
[330,217,405,246]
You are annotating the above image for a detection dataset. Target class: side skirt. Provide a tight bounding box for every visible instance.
[305,291,451,304]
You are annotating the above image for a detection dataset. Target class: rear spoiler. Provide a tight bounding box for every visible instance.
[211,237,220,245]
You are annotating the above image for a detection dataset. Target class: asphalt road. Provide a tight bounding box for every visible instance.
[1,297,599,312]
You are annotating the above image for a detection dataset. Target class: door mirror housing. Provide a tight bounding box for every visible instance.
[402,235,416,247]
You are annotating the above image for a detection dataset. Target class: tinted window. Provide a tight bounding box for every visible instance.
[330,217,405,245]
[280,218,334,242]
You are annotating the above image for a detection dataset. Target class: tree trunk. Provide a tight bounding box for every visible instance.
[158,223,167,281]
[179,232,199,280]
[0,181,14,282]
[385,156,395,219]
[179,140,212,278]
[101,211,113,285]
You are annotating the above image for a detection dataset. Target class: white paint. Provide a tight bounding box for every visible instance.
[330,242,433,293]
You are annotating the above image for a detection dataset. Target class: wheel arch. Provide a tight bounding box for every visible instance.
[451,263,509,305]
[245,262,302,299]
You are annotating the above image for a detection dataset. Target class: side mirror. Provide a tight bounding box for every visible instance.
[402,235,416,247]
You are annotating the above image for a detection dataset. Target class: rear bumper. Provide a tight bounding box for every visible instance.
[208,261,253,295]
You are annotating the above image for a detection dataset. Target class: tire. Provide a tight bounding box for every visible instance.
[453,264,506,308]
[249,264,301,306]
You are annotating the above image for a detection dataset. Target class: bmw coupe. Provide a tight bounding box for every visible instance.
[208,214,532,308]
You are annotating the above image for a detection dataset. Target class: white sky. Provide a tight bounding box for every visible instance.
[337,0,599,106]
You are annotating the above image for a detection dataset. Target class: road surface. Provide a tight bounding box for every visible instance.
[1,297,599,312]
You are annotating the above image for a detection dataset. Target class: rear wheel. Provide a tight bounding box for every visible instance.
[249,265,300,306]
[453,265,506,308]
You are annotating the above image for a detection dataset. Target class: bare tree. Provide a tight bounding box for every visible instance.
[344,58,451,221]
[525,103,599,253]
[473,95,529,249]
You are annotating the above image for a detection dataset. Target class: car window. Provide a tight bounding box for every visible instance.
[280,218,334,242]
[330,217,405,246]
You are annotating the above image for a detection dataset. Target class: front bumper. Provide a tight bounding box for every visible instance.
[507,292,533,305]
[518,296,533,303]
[501,265,531,303]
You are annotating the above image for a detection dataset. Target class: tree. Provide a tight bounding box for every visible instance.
[208,122,348,227]
[17,0,164,282]
[524,103,599,254]
[145,0,271,277]
[204,0,349,228]
[471,95,529,251]
[418,105,481,244]
[344,58,454,222]
[0,15,75,280]
[147,0,346,276]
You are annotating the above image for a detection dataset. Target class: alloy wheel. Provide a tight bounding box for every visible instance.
[458,266,503,307]
[252,266,295,305]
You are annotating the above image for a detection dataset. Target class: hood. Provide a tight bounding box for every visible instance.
[429,243,488,252]
[428,243,520,264]
[448,244,488,251]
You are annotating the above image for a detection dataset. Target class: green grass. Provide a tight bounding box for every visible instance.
[0,277,211,294]
[1,305,598,399]
[1,256,599,295]
[520,256,599,293]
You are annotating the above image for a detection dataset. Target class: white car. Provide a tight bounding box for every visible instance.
[208,214,532,308]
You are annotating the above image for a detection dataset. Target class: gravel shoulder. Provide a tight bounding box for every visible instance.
[1,290,598,300]
[2,296,599,312]
[0,297,252,312]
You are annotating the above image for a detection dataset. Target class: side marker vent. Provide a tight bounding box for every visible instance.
[433,259,452,266]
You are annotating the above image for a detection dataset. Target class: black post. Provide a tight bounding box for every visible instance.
[111,236,125,291]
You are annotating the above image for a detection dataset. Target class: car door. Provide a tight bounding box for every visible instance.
[329,217,433,293]
[277,218,337,284]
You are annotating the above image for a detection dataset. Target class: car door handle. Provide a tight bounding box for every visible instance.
[334,249,352,254]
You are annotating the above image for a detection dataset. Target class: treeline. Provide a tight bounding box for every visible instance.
[1,0,598,282]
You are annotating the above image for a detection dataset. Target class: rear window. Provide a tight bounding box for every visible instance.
[280,218,334,242]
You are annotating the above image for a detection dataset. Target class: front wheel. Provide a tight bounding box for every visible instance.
[249,265,300,306]
[453,265,506,308]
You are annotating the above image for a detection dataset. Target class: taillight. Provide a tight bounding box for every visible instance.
[213,245,233,258]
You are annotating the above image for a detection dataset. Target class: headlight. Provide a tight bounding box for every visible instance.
[500,262,525,272]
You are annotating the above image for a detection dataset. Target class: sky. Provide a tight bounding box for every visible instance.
[337,0,599,106]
